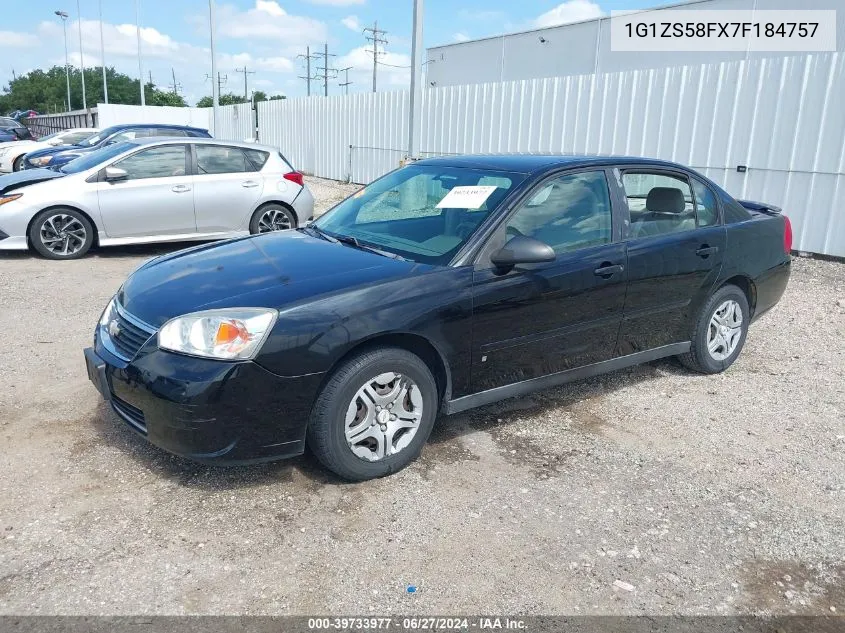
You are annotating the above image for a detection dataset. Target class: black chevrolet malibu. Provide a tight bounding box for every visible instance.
[85,155,791,480]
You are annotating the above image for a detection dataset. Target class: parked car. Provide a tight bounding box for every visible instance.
[15,110,39,120]
[0,137,312,258]
[0,117,33,143]
[81,155,792,481]
[22,123,211,170]
[0,127,98,173]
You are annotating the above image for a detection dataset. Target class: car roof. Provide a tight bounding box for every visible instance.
[132,137,279,152]
[105,122,208,133]
[413,153,693,174]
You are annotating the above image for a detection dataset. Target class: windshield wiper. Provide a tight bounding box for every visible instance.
[335,234,406,261]
[302,224,339,244]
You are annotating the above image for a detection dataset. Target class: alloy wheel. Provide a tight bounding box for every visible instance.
[344,372,424,462]
[257,208,292,233]
[39,214,87,257]
[707,299,743,361]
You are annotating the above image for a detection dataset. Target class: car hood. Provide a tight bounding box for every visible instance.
[118,231,428,327]
[0,168,65,194]
[25,145,90,160]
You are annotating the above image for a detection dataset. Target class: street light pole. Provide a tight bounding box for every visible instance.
[75,0,88,121]
[209,0,220,135]
[99,0,108,104]
[407,0,424,159]
[135,0,145,106]
[55,11,71,111]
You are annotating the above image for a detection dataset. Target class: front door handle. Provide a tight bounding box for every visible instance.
[696,245,719,258]
[241,181,259,188]
[594,263,624,278]
[171,184,191,193]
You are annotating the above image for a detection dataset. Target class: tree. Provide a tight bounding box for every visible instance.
[269,94,286,100]
[195,93,247,107]
[0,65,186,113]
[252,90,267,102]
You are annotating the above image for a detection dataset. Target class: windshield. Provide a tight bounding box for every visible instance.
[313,164,525,265]
[76,126,119,147]
[60,142,135,174]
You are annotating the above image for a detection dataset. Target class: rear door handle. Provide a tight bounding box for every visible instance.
[696,245,719,258]
[241,181,259,188]
[171,184,191,193]
[594,263,624,278]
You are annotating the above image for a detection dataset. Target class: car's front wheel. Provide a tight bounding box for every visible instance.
[28,208,94,260]
[307,347,439,481]
[679,284,750,374]
[12,156,24,172]
[249,204,296,234]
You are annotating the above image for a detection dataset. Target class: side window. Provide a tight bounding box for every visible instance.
[244,148,270,170]
[505,170,612,255]
[692,177,719,227]
[622,172,695,238]
[196,145,250,175]
[104,130,137,145]
[154,128,187,137]
[114,145,188,180]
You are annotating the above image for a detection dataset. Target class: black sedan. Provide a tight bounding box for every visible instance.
[84,155,791,480]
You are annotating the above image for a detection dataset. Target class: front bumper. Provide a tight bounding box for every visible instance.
[84,334,324,464]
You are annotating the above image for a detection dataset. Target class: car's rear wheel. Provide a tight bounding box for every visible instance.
[678,284,749,374]
[249,204,296,234]
[307,347,439,481]
[12,156,24,172]
[28,208,94,260]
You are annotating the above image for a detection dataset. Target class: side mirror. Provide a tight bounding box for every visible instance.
[104,166,128,182]
[490,235,555,270]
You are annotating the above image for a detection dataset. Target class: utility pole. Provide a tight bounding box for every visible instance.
[297,46,318,96]
[408,0,424,159]
[99,0,108,103]
[208,0,219,134]
[170,68,182,95]
[313,43,337,97]
[235,66,255,101]
[135,0,144,106]
[338,66,353,95]
[76,0,88,116]
[148,70,153,87]
[363,21,388,93]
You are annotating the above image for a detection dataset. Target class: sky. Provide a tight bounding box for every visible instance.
[0,0,655,106]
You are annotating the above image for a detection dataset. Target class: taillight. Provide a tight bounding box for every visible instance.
[783,215,793,254]
[283,171,303,186]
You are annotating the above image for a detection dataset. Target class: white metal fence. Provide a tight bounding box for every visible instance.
[257,52,845,257]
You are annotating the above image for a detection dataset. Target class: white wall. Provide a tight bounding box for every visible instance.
[95,103,211,131]
[256,52,845,257]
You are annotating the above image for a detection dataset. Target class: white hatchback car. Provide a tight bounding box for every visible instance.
[0,137,314,259]
[0,127,98,173]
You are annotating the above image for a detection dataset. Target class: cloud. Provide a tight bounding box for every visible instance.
[334,46,411,90]
[453,32,470,43]
[341,15,361,31]
[209,1,326,45]
[534,0,603,28]
[305,0,365,5]
[0,31,39,48]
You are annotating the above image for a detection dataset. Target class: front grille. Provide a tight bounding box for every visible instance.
[106,304,156,361]
[111,395,147,434]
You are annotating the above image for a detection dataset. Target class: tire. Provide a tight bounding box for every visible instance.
[678,284,750,374]
[12,155,24,172]
[249,204,297,234]
[307,347,439,481]
[28,208,94,260]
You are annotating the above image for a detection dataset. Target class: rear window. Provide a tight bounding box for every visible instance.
[244,148,270,170]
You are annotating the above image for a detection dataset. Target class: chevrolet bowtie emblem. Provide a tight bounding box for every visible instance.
[108,320,120,338]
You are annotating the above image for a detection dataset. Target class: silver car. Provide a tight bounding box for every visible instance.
[0,137,314,259]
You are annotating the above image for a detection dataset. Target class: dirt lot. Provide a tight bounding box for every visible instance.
[0,177,843,615]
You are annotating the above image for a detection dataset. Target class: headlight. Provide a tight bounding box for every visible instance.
[0,193,22,207]
[158,308,277,360]
[99,297,116,327]
[29,156,53,166]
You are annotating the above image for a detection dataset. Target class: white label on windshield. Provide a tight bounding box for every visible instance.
[436,185,497,209]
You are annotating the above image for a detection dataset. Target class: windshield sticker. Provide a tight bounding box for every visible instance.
[436,185,498,209]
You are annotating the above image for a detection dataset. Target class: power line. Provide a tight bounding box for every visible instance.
[377,60,410,68]
[363,21,388,93]
[297,46,319,97]
[338,66,353,95]
[313,42,337,97]
[235,66,256,100]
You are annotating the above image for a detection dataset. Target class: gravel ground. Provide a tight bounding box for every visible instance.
[0,177,843,616]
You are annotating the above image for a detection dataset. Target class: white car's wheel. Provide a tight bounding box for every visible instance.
[28,208,94,260]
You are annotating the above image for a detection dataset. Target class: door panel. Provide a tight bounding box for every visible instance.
[471,242,628,391]
[192,145,264,232]
[96,144,195,238]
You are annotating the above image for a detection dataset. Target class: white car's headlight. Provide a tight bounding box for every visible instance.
[158,308,278,360]
[29,156,53,166]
